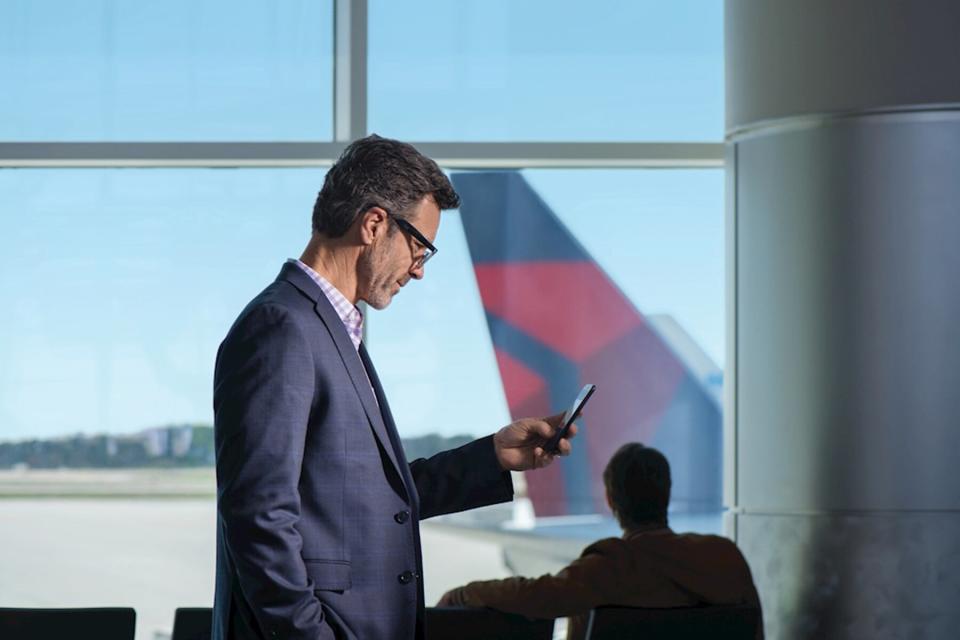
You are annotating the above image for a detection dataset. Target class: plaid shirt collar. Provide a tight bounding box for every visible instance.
[289,258,364,351]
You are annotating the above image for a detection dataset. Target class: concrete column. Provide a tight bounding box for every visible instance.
[725,2,960,638]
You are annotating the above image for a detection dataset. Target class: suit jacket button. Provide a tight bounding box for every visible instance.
[394,510,410,524]
[398,570,414,584]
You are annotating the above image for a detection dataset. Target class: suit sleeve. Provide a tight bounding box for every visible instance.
[410,435,514,519]
[214,304,335,640]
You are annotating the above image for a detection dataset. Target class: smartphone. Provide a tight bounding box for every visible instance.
[544,384,596,454]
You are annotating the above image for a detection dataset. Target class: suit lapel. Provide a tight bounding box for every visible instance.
[359,342,420,512]
[277,263,406,486]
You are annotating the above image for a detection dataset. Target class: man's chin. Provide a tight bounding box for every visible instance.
[361,293,392,311]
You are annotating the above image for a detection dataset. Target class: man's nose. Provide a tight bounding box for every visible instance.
[410,264,425,280]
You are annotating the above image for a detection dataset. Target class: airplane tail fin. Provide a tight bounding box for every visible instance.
[453,171,721,517]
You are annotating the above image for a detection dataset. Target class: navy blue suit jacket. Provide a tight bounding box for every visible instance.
[212,263,513,639]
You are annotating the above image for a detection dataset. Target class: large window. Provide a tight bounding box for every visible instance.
[0,3,723,638]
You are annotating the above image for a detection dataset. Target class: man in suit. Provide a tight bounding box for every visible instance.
[212,135,575,640]
[439,443,763,640]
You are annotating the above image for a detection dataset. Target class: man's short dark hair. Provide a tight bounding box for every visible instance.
[603,443,672,529]
[312,134,460,237]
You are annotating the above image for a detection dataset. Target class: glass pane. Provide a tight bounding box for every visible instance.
[371,168,724,599]
[0,168,324,640]
[369,0,723,141]
[0,0,333,141]
[374,169,723,439]
[0,169,324,438]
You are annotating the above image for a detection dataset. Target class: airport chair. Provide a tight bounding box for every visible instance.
[585,603,760,640]
[172,607,212,640]
[425,606,554,640]
[0,607,136,640]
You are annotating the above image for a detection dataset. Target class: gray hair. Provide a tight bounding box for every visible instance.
[311,134,460,237]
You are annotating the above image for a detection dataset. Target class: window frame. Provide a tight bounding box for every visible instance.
[0,0,721,170]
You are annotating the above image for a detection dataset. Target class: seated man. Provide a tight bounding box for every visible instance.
[438,443,763,639]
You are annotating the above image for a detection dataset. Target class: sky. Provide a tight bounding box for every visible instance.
[0,0,724,441]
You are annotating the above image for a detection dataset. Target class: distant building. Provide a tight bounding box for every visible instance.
[142,428,169,457]
[171,427,193,458]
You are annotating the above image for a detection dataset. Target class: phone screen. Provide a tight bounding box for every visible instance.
[545,384,596,453]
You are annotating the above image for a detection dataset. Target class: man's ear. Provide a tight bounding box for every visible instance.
[358,207,388,246]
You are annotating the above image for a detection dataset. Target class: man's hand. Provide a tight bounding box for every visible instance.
[493,413,578,471]
[437,587,467,607]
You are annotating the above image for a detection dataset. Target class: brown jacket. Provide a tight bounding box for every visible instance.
[445,527,762,639]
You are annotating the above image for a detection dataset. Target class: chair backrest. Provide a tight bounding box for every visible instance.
[172,607,213,640]
[0,607,136,640]
[425,606,554,640]
[585,604,760,640]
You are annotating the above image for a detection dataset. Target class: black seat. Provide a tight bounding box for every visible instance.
[174,606,550,639]
[172,607,213,640]
[0,607,136,640]
[425,607,554,640]
[585,604,760,640]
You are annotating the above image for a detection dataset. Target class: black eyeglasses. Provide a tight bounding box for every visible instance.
[387,212,438,267]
